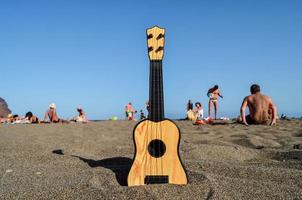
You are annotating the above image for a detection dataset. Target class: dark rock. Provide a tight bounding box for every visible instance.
[255,145,264,149]
[293,144,302,150]
[0,97,11,117]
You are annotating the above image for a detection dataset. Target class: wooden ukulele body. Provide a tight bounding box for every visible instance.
[127,119,188,186]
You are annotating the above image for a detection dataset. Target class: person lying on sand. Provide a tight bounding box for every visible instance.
[6,114,21,123]
[2,114,33,124]
[0,114,13,123]
[207,85,223,119]
[240,84,277,126]
[71,107,89,123]
[25,112,39,123]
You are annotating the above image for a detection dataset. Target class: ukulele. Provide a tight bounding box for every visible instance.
[127,26,188,186]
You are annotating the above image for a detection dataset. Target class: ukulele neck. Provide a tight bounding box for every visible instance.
[149,60,164,122]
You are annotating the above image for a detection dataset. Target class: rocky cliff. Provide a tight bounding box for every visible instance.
[0,97,11,117]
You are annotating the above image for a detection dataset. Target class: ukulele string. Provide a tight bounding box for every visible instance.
[150,60,154,179]
[154,59,158,177]
[153,59,158,177]
[156,59,160,177]
[158,60,161,176]
[159,60,163,176]
[158,32,163,177]
[153,60,156,177]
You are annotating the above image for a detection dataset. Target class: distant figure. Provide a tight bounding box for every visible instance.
[0,116,4,123]
[240,84,277,125]
[44,103,60,123]
[187,100,193,111]
[140,110,146,120]
[187,102,204,121]
[146,101,150,117]
[207,85,223,119]
[194,102,204,119]
[125,102,136,120]
[72,107,88,123]
[25,112,39,123]
[6,114,15,123]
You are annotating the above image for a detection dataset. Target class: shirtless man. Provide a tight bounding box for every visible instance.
[207,85,223,119]
[240,84,277,126]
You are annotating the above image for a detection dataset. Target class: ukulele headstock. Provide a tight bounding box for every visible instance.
[147,26,165,61]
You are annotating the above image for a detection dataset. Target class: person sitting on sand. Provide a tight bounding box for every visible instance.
[25,112,39,123]
[194,102,204,120]
[44,103,60,123]
[187,100,193,111]
[207,85,223,119]
[240,84,277,126]
[187,102,204,121]
[140,110,146,120]
[146,101,150,118]
[71,107,89,123]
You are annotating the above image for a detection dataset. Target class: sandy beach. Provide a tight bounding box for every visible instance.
[0,120,301,199]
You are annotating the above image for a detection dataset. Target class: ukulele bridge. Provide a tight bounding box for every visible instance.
[144,175,169,184]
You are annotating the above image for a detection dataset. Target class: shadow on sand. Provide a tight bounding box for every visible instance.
[72,155,132,186]
[52,149,132,186]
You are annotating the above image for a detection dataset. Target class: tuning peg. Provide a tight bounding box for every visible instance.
[156,33,165,40]
[155,46,164,52]
[147,34,153,39]
[148,47,154,52]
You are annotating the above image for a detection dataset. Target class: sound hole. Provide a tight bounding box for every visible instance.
[148,139,166,158]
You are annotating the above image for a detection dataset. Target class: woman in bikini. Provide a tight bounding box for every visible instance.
[25,111,39,123]
[44,103,60,123]
[207,85,223,119]
[71,107,89,123]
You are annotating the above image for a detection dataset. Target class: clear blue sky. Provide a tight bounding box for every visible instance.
[1,0,301,119]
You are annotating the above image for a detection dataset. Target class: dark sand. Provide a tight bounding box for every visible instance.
[0,120,302,199]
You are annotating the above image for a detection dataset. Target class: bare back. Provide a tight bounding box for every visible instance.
[246,93,272,123]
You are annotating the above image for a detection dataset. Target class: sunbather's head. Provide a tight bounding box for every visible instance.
[214,85,219,89]
[49,103,56,110]
[25,112,33,119]
[195,102,202,108]
[250,84,260,94]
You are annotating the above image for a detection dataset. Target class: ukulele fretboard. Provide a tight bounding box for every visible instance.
[149,60,164,122]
